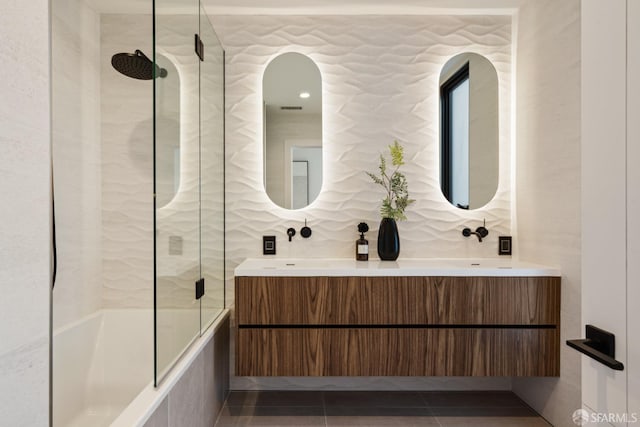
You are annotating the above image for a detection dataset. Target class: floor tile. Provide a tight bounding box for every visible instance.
[421,391,527,408]
[215,391,551,427]
[430,406,539,417]
[225,391,324,407]
[435,416,551,426]
[323,391,426,408]
[433,405,551,426]
[215,406,326,427]
[325,406,439,426]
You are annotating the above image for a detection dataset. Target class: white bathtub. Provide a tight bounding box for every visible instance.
[53,308,227,427]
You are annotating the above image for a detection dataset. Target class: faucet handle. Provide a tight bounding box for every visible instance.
[286,227,296,242]
[462,227,472,237]
[476,226,489,238]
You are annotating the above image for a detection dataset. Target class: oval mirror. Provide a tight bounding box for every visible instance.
[155,54,180,208]
[439,52,498,210]
[263,53,323,209]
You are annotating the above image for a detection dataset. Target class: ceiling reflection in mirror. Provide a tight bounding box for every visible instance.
[263,52,323,210]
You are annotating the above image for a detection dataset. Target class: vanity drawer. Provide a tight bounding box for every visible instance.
[235,276,560,326]
[236,327,560,377]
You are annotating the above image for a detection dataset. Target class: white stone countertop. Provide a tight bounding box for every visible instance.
[234,258,561,277]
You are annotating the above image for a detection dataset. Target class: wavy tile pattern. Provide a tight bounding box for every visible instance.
[214,15,513,298]
[101,12,225,377]
[101,14,155,309]
[101,14,225,316]
[214,15,513,390]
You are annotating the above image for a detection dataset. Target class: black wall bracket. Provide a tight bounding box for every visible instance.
[195,34,204,61]
[567,325,624,371]
[195,278,205,300]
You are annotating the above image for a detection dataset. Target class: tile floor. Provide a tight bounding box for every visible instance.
[214,391,551,426]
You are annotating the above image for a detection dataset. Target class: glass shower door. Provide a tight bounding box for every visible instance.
[153,0,225,385]
[153,0,201,384]
[199,5,225,331]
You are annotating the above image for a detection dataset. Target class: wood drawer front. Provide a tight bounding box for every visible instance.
[235,276,560,326]
[236,327,560,377]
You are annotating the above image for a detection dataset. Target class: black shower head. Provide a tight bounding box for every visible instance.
[111,49,168,80]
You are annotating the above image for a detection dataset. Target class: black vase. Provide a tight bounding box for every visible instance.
[377,218,400,261]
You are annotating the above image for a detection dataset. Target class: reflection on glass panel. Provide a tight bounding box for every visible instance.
[292,161,309,209]
[440,53,499,210]
[156,54,180,208]
[290,146,321,209]
[154,0,201,384]
[199,5,225,332]
[450,78,470,209]
[263,53,323,210]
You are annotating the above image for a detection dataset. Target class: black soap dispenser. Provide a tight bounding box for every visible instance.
[356,222,369,261]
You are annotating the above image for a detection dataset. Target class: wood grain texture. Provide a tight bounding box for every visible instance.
[236,327,560,377]
[235,276,561,326]
[235,275,561,377]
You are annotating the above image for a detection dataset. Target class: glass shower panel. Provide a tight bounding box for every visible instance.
[154,0,201,383]
[199,6,225,331]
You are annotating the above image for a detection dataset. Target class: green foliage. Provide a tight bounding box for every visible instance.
[366,140,414,221]
[389,140,405,167]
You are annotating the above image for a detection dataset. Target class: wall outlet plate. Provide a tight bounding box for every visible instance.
[498,236,512,256]
[263,236,276,255]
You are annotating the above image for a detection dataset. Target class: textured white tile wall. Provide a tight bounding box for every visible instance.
[199,15,226,317]
[511,1,582,426]
[214,14,514,390]
[100,14,225,314]
[100,14,155,308]
[214,13,513,304]
[51,0,103,329]
[0,0,50,424]
[153,13,205,314]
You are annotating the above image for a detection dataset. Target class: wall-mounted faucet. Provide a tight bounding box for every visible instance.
[462,219,489,242]
[286,227,296,242]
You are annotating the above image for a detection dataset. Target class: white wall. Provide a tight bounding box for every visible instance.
[582,1,636,425]
[0,0,51,424]
[51,0,103,329]
[628,0,640,417]
[215,14,514,390]
[511,1,582,426]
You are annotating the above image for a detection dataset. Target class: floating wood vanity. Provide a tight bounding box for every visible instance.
[235,259,561,377]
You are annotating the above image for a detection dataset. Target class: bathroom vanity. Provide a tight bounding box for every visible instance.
[234,259,561,377]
